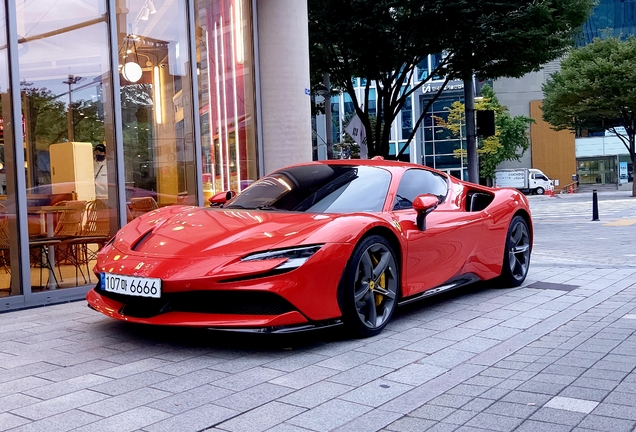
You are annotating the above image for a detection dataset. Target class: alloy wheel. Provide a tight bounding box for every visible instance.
[352,243,398,329]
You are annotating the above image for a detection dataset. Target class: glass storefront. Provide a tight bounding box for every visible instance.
[577,156,618,185]
[195,0,257,201]
[0,0,257,305]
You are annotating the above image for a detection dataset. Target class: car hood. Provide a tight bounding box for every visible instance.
[112,205,359,258]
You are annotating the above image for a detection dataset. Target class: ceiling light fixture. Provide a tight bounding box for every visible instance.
[120,31,143,83]
[148,0,157,14]
[140,6,150,20]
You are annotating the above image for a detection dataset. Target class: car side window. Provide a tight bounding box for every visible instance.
[393,169,448,210]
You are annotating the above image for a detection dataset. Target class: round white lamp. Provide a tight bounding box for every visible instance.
[121,61,142,83]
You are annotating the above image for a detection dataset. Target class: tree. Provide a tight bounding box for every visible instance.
[542,36,636,197]
[440,85,534,182]
[309,0,594,176]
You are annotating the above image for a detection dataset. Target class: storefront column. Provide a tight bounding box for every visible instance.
[255,0,312,174]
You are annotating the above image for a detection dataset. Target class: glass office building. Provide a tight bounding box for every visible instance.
[0,0,311,310]
[576,0,636,46]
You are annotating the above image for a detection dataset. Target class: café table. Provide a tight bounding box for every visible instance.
[30,206,79,289]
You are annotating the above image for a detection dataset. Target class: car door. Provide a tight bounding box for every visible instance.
[391,169,485,297]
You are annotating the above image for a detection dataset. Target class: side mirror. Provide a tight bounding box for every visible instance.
[209,190,236,207]
[412,194,439,231]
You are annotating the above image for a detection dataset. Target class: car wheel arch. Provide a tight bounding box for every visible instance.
[512,209,533,245]
[336,226,404,316]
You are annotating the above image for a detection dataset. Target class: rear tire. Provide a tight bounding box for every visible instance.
[341,235,399,338]
[497,216,531,287]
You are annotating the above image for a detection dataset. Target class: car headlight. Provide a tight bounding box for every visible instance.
[241,245,323,270]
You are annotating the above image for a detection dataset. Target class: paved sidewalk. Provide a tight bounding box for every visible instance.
[0,197,635,432]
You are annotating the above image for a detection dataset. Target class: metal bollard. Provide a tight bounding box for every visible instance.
[592,189,600,221]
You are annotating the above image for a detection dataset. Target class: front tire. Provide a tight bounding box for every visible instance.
[535,187,545,195]
[498,215,531,287]
[341,235,399,337]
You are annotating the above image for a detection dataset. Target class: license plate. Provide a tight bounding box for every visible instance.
[100,273,161,298]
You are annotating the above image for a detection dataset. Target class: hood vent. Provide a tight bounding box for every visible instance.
[131,229,155,251]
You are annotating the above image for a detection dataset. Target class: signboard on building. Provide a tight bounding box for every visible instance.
[422,80,464,94]
[619,161,628,183]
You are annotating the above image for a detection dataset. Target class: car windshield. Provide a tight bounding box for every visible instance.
[224,165,391,213]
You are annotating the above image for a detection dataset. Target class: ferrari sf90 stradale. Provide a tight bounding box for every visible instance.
[87,160,532,337]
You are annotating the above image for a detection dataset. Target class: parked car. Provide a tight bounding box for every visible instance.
[87,159,533,337]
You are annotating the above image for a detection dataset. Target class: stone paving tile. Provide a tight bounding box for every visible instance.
[0,393,41,414]
[150,368,229,393]
[269,365,339,390]
[602,390,636,406]
[209,366,284,392]
[576,415,636,432]
[6,409,102,432]
[464,412,524,432]
[418,348,476,369]
[354,337,411,356]
[73,406,171,432]
[529,407,587,426]
[89,370,174,396]
[263,352,329,372]
[143,404,239,432]
[214,382,294,412]
[0,412,31,431]
[384,415,438,431]
[367,349,426,369]
[80,387,172,417]
[404,337,455,354]
[0,361,60,385]
[384,363,447,386]
[152,355,225,375]
[10,389,108,421]
[516,420,573,432]
[285,399,371,432]
[279,381,353,409]
[327,363,393,387]
[338,378,413,407]
[22,373,112,400]
[314,351,377,371]
[409,404,455,421]
[147,384,234,414]
[333,408,403,432]
[557,386,611,402]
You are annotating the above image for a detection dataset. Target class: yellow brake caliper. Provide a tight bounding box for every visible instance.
[371,254,385,306]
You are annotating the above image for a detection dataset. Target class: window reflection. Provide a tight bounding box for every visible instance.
[119,0,197,211]
[0,1,19,296]
[16,0,116,290]
[196,0,257,204]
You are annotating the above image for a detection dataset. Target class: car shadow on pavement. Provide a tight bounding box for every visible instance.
[91,281,498,352]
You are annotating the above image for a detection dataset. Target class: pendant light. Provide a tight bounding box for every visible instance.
[121,33,142,83]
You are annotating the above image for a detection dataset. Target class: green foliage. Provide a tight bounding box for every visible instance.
[444,0,595,80]
[542,36,636,195]
[309,0,593,159]
[440,85,534,180]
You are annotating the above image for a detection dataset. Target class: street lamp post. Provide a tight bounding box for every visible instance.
[63,74,82,142]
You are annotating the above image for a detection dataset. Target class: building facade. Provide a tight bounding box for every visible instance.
[494,0,635,191]
[0,0,311,310]
[317,56,473,181]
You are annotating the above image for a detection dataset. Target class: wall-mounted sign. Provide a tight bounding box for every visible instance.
[619,161,628,183]
[422,80,464,94]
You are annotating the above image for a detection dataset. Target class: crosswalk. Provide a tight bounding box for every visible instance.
[528,197,636,222]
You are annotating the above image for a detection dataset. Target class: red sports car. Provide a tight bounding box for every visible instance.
[87,159,532,337]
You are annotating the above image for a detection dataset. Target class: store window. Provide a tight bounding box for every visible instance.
[0,1,20,296]
[118,0,198,211]
[17,0,117,290]
[195,0,257,202]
